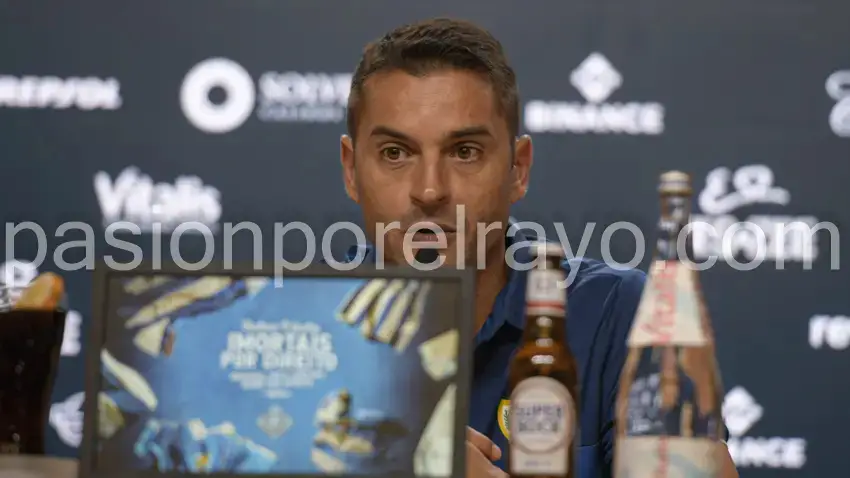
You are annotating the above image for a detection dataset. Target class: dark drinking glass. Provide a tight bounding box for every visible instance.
[0,308,67,455]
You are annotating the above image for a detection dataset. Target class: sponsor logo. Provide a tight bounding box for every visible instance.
[49,392,84,448]
[0,75,121,110]
[0,259,37,308]
[722,386,806,469]
[94,166,222,233]
[809,314,850,350]
[257,405,293,439]
[0,260,81,357]
[692,164,828,265]
[523,52,664,135]
[826,69,850,137]
[180,58,255,134]
[497,398,510,439]
[180,57,351,134]
[61,310,82,357]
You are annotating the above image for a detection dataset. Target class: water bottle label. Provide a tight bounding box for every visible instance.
[509,376,574,475]
[615,436,719,478]
[628,260,708,347]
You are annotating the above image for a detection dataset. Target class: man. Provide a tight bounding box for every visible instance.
[338,17,738,478]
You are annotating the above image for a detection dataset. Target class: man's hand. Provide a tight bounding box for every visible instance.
[466,427,507,478]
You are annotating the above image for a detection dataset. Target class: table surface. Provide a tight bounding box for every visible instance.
[0,455,78,478]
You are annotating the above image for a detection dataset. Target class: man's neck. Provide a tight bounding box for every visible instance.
[473,239,509,333]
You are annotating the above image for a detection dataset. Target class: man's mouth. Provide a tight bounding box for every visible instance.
[411,226,456,243]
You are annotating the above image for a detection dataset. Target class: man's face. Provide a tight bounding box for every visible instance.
[341,69,532,267]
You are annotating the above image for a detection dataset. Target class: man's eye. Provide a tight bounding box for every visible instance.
[381,147,406,161]
[453,146,481,161]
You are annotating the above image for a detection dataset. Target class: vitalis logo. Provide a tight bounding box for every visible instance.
[0,75,121,110]
[524,52,664,135]
[94,166,222,233]
[826,69,850,137]
[0,260,81,357]
[809,314,850,350]
[722,386,806,469]
[691,165,828,264]
[180,57,351,134]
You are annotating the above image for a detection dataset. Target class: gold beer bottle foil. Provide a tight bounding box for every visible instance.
[12,272,65,311]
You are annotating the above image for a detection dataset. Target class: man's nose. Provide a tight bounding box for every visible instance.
[409,158,449,211]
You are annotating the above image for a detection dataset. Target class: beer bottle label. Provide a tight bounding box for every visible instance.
[509,376,575,475]
[526,269,565,317]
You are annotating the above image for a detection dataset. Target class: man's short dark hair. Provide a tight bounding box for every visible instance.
[346,18,519,141]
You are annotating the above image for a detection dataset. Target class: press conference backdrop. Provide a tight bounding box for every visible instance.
[1,0,848,475]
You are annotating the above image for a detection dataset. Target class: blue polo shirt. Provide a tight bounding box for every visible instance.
[344,226,646,478]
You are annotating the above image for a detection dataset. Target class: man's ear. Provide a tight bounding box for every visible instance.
[340,134,359,203]
[510,135,533,204]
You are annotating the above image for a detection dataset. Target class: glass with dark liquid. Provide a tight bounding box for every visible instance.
[0,284,67,456]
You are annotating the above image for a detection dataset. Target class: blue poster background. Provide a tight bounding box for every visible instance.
[94,276,456,474]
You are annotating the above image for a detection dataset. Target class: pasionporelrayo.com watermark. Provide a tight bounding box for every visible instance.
[4,209,840,288]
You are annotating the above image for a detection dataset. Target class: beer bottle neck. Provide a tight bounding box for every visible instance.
[521,314,566,344]
[524,265,566,317]
[538,319,552,339]
[522,265,567,341]
[655,194,692,261]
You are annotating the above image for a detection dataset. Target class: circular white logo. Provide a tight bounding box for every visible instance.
[180,58,255,134]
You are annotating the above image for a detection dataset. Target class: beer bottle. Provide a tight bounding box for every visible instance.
[614,171,726,477]
[508,242,579,478]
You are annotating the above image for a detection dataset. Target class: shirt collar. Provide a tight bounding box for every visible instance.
[476,221,531,342]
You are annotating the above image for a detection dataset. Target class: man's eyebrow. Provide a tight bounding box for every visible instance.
[369,125,494,142]
[370,126,414,142]
[446,126,493,139]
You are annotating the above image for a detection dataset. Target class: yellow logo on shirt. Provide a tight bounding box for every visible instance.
[497,399,510,440]
[193,452,210,471]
